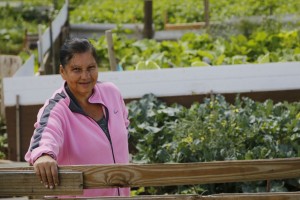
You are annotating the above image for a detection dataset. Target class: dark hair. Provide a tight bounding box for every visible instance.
[59,38,98,67]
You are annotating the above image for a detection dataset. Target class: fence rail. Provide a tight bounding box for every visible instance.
[1,158,300,198]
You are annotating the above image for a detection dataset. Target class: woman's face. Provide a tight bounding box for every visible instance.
[60,51,98,99]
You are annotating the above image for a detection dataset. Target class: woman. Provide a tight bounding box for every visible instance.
[25,38,130,197]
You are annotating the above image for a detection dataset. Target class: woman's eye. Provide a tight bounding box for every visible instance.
[73,68,81,72]
[88,66,96,71]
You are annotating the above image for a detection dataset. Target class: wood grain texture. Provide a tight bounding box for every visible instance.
[66,158,300,188]
[1,158,299,189]
[81,192,300,200]
[0,170,83,196]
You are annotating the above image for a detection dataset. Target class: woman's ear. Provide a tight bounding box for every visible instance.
[60,65,66,80]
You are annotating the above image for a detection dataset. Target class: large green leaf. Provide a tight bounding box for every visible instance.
[135,60,160,70]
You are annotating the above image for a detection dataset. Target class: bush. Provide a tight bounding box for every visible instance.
[127,94,300,195]
[0,116,7,159]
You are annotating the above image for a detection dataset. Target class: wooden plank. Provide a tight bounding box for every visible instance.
[3,62,300,107]
[1,158,300,189]
[81,192,300,200]
[0,170,83,196]
[0,197,28,200]
[69,158,300,188]
[165,22,206,30]
[0,160,28,167]
[209,192,300,200]
[70,23,144,39]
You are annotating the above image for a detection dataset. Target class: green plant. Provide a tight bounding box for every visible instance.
[127,94,184,162]
[0,116,7,159]
[90,30,300,70]
[69,0,300,31]
[127,94,300,195]
[0,1,59,55]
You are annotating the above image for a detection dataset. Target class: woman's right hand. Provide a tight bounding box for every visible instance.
[33,154,59,189]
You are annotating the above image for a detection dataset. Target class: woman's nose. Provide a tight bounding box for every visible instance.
[81,70,90,78]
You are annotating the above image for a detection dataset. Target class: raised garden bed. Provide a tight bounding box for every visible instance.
[2,61,300,161]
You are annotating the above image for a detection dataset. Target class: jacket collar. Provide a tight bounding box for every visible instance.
[64,81,106,114]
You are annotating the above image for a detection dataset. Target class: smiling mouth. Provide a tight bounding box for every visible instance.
[79,82,91,87]
[79,82,91,85]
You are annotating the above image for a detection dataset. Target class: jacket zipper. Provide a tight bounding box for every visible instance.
[102,106,120,196]
[65,85,122,195]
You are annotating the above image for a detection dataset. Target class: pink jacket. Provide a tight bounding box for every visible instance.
[25,81,130,197]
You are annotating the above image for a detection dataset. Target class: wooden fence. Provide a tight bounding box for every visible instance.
[1,158,300,199]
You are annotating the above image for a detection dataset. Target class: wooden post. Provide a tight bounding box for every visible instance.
[62,0,70,42]
[143,0,153,39]
[38,24,45,74]
[204,0,210,27]
[15,95,20,162]
[56,0,70,73]
[105,30,117,71]
[49,21,56,74]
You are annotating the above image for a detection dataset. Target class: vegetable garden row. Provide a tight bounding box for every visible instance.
[127,94,300,195]
[70,0,300,30]
[1,0,300,58]
[91,30,300,71]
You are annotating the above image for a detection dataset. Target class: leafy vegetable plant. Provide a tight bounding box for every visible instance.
[91,30,300,70]
[127,94,300,195]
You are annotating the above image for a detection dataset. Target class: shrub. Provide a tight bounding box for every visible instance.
[127,94,300,195]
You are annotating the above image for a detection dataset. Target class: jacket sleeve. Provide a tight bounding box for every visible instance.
[24,101,65,165]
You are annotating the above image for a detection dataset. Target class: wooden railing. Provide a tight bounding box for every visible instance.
[1,158,300,199]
